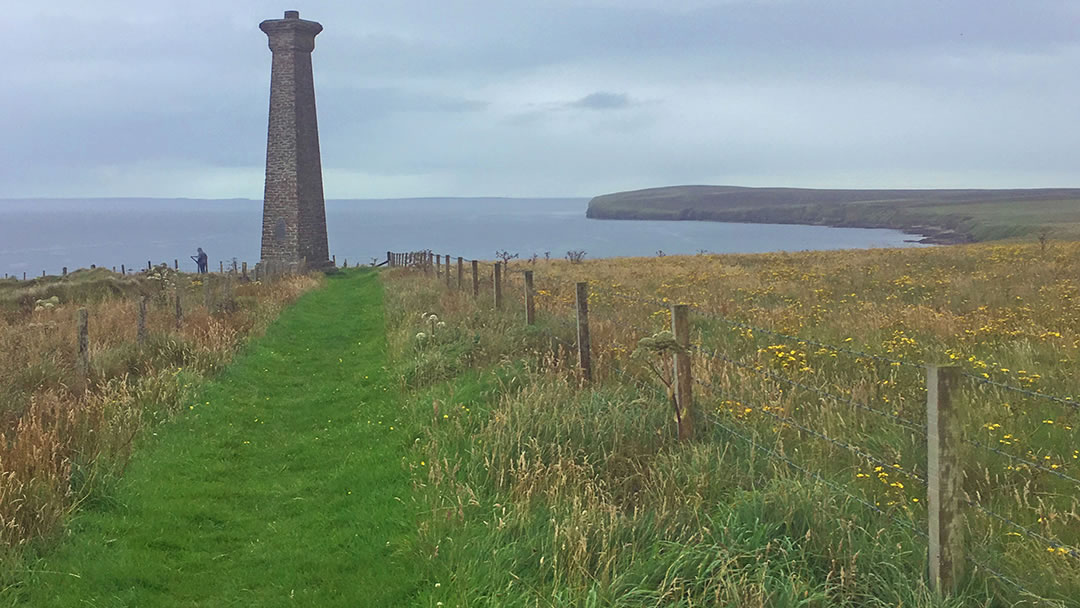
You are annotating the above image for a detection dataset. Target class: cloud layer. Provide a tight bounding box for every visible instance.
[3,1,1078,198]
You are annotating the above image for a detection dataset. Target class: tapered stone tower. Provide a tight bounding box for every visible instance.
[258,10,331,273]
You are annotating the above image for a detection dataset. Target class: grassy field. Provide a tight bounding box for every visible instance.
[0,267,319,585]
[585,185,1080,243]
[4,270,423,606]
[5,245,1078,606]
[384,242,1080,606]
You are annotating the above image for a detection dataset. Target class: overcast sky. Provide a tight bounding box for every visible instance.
[4,1,1079,199]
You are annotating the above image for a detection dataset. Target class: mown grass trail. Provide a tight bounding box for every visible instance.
[14,270,420,607]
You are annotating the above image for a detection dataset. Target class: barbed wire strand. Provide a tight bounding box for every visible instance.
[519,277,1080,411]
[688,305,923,369]
[964,500,1080,561]
[690,342,928,437]
[587,285,917,368]
[705,411,928,539]
[961,435,1080,490]
[963,372,1080,412]
[694,377,928,486]
[965,554,1058,606]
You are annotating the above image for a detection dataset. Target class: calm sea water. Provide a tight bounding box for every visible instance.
[0,198,923,277]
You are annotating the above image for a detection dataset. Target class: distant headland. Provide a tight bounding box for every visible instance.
[585,185,1080,244]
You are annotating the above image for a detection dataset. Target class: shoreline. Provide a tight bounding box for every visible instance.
[585,211,968,245]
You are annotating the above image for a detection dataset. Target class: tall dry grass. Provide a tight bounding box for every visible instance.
[384,242,1079,606]
[0,267,320,561]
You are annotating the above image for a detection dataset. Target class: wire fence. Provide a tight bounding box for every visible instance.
[385,250,1080,604]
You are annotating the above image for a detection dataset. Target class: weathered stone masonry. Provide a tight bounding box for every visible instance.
[258,10,331,271]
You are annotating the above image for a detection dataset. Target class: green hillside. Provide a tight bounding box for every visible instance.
[585,185,1080,243]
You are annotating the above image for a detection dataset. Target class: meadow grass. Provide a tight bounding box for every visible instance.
[385,242,1079,607]
[4,269,423,606]
[0,266,319,578]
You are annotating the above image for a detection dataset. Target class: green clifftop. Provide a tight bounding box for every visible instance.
[585,185,1080,243]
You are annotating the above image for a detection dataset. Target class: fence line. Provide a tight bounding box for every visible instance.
[693,376,929,486]
[384,249,1079,602]
[690,341,928,436]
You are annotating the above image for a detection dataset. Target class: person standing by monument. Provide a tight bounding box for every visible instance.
[191,247,208,274]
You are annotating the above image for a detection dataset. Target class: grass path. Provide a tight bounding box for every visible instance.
[17,270,420,607]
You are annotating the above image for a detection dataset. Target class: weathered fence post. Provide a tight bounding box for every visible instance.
[445,255,451,288]
[436,254,442,277]
[137,296,148,346]
[174,291,183,329]
[76,308,89,380]
[494,262,503,309]
[927,364,964,596]
[242,261,248,279]
[121,264,125,275]
[524,270,535,325]
[671,304,694,441]
[147,260,152,271]
[219,260,224,273]
[457,257,464,290]
[472,260,479,296]
[174,259,179,270]
[575,282,592,381]
[62,267,68,276]
[387,251,393,267]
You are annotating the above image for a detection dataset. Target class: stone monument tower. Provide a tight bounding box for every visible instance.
[258,10,331,273]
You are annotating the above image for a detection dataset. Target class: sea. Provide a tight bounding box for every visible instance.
[0,198,924,277]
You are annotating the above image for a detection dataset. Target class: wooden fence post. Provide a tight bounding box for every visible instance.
[927,364,964,596]
[137,296,148,346]
[436,254,442,277]
[242,262,248,278]
[174,259,179,270]
[147,260,152,271]
[121,264,125,275]
[524,270,535,325]
[575,282,592,381]
[494,262,503,309]
[174,291,183,329]
[457,257,464,290]
[77,308,89,380]
[445,255,451,288]
[671,304,694,441]
[472,260,479,296]
[219,261,224,273]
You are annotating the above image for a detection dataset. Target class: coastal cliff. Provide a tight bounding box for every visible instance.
[586,185,1080,243]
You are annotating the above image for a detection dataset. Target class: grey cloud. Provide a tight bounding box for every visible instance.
[2,0,1079,198]
[570,92,633,110]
